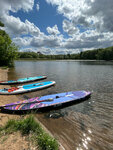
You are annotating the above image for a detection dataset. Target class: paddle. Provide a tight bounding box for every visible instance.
[0,93,74,109]
[0,98,53,109]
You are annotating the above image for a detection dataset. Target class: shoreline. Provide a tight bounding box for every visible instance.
[17,58,113,61]
[0,68,20,126]
[0,67,63,150]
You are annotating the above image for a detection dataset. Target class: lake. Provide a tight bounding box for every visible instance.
[8,60,113,150]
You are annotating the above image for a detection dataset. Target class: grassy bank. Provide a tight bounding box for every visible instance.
[0,115,59,150]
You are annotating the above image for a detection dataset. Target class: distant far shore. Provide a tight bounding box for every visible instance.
[16,58,113,62]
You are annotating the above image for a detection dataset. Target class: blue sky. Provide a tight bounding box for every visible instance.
[9,0,65,35]
[0,0,113,54]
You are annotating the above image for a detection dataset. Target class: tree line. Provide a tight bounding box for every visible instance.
[18,47,113,61]
[0,21,18,67]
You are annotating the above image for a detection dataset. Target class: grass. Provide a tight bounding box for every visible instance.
[0,115,59,150]
[0,66,9,69]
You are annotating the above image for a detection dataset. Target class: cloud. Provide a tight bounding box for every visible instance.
[46,0,113,32]
[0,0,113,55]
[1,15,41,37]
[0,0,38,37]
[0,0,34,15]
[63,30,113,50]
[46,0,88,20]
[63,19,79,36]
[30,34,62,48]
[2,15,27,36]
[13,37,32,47]
[85,0,113,32]
[45,0,113,52]
[46,25,60,35]
[36,3,40,11]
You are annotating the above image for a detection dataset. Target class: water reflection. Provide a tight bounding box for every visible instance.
[77,129,92,150]
[78,60,113,66]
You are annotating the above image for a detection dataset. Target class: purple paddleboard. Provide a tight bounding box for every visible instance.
[0,91,91,112]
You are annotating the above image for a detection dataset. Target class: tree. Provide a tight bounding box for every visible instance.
[0,21,18,67]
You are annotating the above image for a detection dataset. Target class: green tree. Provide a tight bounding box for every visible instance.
[0,21,18,67]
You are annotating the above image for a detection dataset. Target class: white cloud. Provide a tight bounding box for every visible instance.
[46,0,88,21]
[46,25,60,35]
[30,34,62,48]
[45,0,113,53]
[0,0,113,54]
[46,0,113,32]
[0,0,34,15]
[25,20,41,36]
[1,15,41,37]
[0,0,38,37]
[36,3,40,11]
[2,15,27,36]
[85,0,113,32]
[63,19,79,36]
[13,37,32,47]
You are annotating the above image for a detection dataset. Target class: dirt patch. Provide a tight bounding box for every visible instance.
[0,132,30,150]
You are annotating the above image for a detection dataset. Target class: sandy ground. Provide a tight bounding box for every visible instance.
[0,68,37,150]
[0,68,20,126]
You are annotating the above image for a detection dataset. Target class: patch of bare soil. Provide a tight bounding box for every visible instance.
[0,132,31,150]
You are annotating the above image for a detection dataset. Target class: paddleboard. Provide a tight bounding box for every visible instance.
[0,91,91,111]
[0,81,55,95]
[0,76,47,85]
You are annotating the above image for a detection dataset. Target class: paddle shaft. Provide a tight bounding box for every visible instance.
[0,93,74,109]
[0,98,53,109]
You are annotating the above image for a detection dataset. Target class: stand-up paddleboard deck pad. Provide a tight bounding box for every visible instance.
[0,81,55,95]
[0,91,91,112]
[0,76,47,85]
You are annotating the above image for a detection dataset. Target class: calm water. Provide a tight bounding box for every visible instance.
[8,60,113,150]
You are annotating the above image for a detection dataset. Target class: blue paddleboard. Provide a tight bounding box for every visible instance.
[0,81,55,95]
[0,76,47,85]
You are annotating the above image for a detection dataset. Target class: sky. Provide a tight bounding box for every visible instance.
[0,0,113,55]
